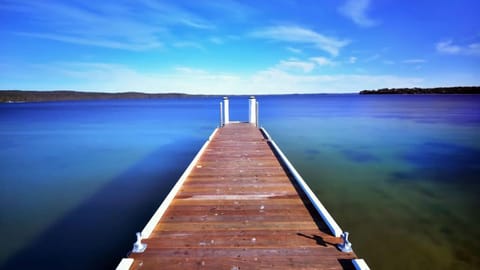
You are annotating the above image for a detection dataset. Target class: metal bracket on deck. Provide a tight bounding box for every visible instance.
[132,232,147,253]
[337,232,352,253]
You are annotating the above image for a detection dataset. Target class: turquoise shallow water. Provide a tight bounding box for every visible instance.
[0,95,479,269]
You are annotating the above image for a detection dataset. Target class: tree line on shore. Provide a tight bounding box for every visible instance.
[360,86,480,94]
[0,90,203,103]
[2,86,480,103]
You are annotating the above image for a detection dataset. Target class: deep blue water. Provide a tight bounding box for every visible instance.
[0,95,479,269]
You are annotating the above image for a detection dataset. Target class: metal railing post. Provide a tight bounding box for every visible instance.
[220,101,224,127]
[249,96,257,125]
[256,101,259,127]
[223,97,229,125]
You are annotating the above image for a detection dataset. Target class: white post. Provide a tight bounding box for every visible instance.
[223,97,229,124]
[248,96,257,125]
[256,101,259,127]
[220,101,224,127]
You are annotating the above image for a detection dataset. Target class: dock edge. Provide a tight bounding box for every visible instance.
[115,258,134,270]
[353,259,371,270]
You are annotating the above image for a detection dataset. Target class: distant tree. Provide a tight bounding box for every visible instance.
[359,86,480,94]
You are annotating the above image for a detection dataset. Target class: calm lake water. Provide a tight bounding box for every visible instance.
[0,95,479,269]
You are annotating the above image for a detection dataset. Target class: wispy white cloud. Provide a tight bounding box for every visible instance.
[3,0,215,50]
[364,53,381,62]
[172,41,204,50]
[209,37,224,44]
[174,66,209,75]
[277,59,315,73]
[436,40,480,56]
[310,57,337,66]
[22,62,240,93]
[250,25,349,56]
[5,61,431,94]
[339,0,378,27]
[286,47,303,54]
[402,59,426,64]
[436,41,461,54]
[249,68,424,93]
[348,56,357,64]
[138,0,214,29]
[17,32,162,51]
[208,35,242,45]
[273,56,338,74]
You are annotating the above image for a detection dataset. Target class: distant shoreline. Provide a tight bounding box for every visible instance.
[0,91,343,103]
[0,90,216,103]
[1,87,480,103]
[359,86,480,95]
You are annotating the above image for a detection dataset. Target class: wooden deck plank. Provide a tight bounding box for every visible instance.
[127,123,355,269]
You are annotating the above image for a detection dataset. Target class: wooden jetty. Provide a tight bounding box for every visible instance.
[116,97,369,270]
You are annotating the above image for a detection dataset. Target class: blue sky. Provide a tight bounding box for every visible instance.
[1,0,479,94]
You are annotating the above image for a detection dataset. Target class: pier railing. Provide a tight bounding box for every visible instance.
[220,96,259,127]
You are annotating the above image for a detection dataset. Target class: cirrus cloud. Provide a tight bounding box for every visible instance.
[339,0,378,27]
[277,59,315,73]
[1,61,430,94]
[2,0,215,51]
[250,25,349,56]
[436,40,480,56]
[310,57,337,66]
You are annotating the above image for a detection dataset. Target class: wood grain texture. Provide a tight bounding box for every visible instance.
[128,123,356,269]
